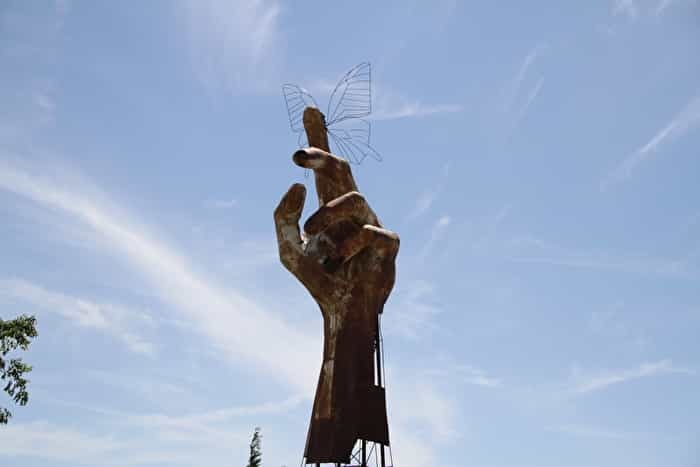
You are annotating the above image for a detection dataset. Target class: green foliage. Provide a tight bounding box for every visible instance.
[0,314,38,424]
[247,426,262,467]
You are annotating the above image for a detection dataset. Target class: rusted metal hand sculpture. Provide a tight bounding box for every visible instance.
[274,107,399,464]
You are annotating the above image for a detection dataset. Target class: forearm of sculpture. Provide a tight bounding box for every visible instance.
[314,301,380,417]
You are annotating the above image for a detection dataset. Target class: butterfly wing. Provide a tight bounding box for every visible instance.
[283,64,382,165]
[297,130,309,149]
[328,119,382,165]
[326,62,372,126]
[282,84,318,133]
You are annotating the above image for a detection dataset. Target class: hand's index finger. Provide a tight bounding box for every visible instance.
[302,107,330,153]
[297,106,358,206]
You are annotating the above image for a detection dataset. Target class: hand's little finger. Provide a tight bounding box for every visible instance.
[338,224,399,261]
[304,191,379,235]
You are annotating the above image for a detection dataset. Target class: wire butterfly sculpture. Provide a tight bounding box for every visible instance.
[282,62,382,165]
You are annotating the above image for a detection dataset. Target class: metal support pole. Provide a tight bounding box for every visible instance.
[362,439,367,467]
[375,316,386,467]
[375,316,383,388]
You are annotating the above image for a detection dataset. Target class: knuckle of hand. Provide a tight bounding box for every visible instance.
[347,191,363,201]
[337,156,350,170]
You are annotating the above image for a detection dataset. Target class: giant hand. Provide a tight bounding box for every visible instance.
[274,147,399,311]
[274,143,399,464]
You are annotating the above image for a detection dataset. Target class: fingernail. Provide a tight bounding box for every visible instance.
[293,149,324,169]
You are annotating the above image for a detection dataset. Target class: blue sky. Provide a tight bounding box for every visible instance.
[1,1,699,466]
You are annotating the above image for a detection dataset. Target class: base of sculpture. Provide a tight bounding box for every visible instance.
[304,383,389,463]
[304,438,393,467]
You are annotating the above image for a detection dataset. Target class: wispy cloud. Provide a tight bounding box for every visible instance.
[516,76,544,123]
[508,253,689,277]
[387,280,443,339]
[32,378,457,467]
[419,215,452,260]
[222,237,280,272]
[495,43,547,136]
[85,370,189,403]
[407,163,449,221]
[570,360,695,394]
[547,424,645,440]
[611,0,688,19]
[652,0,697,16]
[506,234,694,278]
[0,277,156,356]
[426,364,502,388]
[372,102,462,121]
[603,93,700,188]
[613,0,640,19]
[4,393,303,466]
[124,395,304,429]
[176,0,282,93]
[372,84,462,121]
[289,74,461,122]
[655,0,675,14]
[0,160,318,393]
[588,304,649,350]
[203,197,237,209]
[468,204,512,254]
[388,372,460,466]
[510,358,696,412]
[455,365,502,388]
[2,421,125,462]
[403,382,458,439]
[504,45,546,109]
[410,192,437,220]
[0,2,65,148]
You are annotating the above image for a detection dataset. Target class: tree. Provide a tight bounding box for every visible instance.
[0,314,38,424]
[247,426,262,467]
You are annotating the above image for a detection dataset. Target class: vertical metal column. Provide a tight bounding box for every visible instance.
[375,316,386,467]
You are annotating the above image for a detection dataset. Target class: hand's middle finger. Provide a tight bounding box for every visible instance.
[293,147,358,207]
[304,191,380,235]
